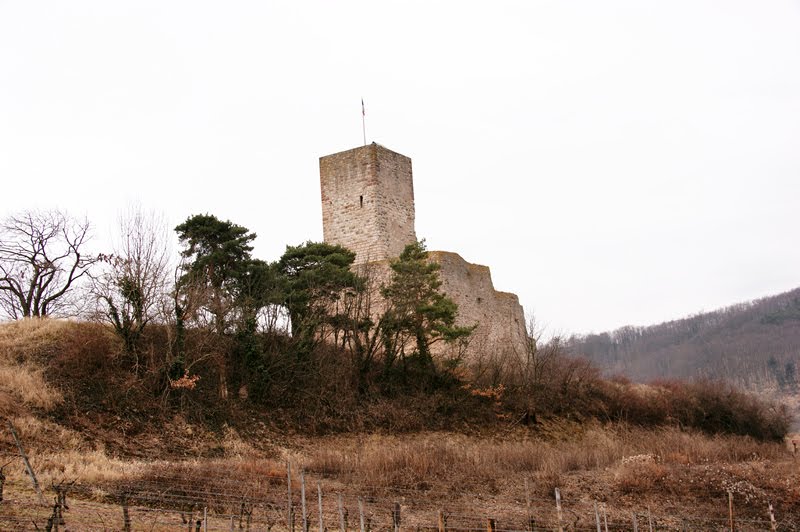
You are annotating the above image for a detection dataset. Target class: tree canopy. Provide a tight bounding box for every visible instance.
[380,240,474,382]
[277,241,359,347]
[175,214,258,334]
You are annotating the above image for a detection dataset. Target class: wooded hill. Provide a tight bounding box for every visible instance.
[565,287,800,393]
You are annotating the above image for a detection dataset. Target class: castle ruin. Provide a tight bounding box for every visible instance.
[320,142,528,360]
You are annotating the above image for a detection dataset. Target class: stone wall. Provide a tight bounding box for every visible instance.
[319,143,528,362]
[319,143,416,264]
[430,251,528,360]
[354,252,528,362]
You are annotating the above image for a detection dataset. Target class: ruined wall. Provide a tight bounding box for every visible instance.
[320,143,528,362]
[356,252,528,361]
[320,143,416,264]
[430,251,528,360]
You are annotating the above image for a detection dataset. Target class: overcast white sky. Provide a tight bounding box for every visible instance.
[1,1,799,335]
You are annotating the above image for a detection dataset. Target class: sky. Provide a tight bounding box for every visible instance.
[1,1,799,336]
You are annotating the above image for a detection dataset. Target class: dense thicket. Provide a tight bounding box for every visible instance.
[0,209,790,441]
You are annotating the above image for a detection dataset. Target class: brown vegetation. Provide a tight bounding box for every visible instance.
[1,317,798,527]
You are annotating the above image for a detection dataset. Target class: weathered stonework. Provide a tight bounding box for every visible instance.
[319,143,527,360]
[320,143,416,264]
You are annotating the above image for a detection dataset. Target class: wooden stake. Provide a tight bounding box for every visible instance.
[122,496,131,532]
[593,502,601,532]
[728,491,734,532]
[358,497,366,532]
[524,478,532,529]
[318,482,324,532]
[647,507,653,532]
[632,512,638,532]
[487,518,496,532]
[230,515,235,532]
[768,502,777,531]
[338,494,346,532]
[437,509,446,532]
[554,488,563,532]
[287,463,294,532]
[6,420,44,504]
[393,502,401,532]
[602,504,608,532]
[301,472,309,532]
[204,507,208,532]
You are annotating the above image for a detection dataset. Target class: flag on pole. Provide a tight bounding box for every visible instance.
[361,98,366,146]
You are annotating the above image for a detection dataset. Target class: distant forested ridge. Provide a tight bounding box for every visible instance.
[566,288,800,392]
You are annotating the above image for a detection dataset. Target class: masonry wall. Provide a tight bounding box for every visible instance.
[320,143,528,363]
[320,143,416,264]
[430,251,528,360]
[357,252,528,362]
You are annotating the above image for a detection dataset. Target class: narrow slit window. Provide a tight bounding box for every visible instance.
[359,195,364,207]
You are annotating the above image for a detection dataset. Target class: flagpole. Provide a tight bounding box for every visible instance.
[361,98,366,146]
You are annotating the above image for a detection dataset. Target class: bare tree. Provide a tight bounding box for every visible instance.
[92,206,172,367]
[0,210,95,319]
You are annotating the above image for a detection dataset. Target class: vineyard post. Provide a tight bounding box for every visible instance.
[728,491,734,532]
[301,471,308,532]
[318,481,324,532]
[631,512,638,532]
[203,506,208,532]
[229,515,235,532]
[121,495,131,532]
[647,507,653,532]
[487,517,496,532]
[554,488,563,532]
[393,502,401,532]
[6,420,44,504]
[768,502,777,531]
[338,494,346,532]
[287,463,294,532]
[437,509,446,532]
[524,478,532,529]
[593,502,601,532]
[602,504,608,532]
[358,497,366,532]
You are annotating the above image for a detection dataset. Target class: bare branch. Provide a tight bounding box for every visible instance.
[0,209,95,319]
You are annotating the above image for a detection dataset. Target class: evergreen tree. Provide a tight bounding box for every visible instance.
[277,241,360,350]
[175,214,257,334]
[380,240,474,383]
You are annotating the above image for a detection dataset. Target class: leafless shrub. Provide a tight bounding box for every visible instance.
[91,205,172,369]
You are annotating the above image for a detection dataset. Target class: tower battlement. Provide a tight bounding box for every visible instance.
[319,143,416,264]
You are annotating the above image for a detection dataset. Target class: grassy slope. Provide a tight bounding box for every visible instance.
[1,318,799,526]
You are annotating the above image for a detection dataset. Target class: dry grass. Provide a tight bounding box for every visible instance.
[301,424,787,492]
[0,365,61,411]
[2,415,141,486]
[0,317,72,360]
[0,319,74,412]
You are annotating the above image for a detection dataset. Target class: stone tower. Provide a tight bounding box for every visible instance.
[319,143,416,264]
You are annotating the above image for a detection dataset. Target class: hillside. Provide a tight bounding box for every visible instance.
[1,318,799,529]
[565,287,800,393]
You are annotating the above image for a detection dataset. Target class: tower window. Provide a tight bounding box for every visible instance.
[359,195,364,207]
